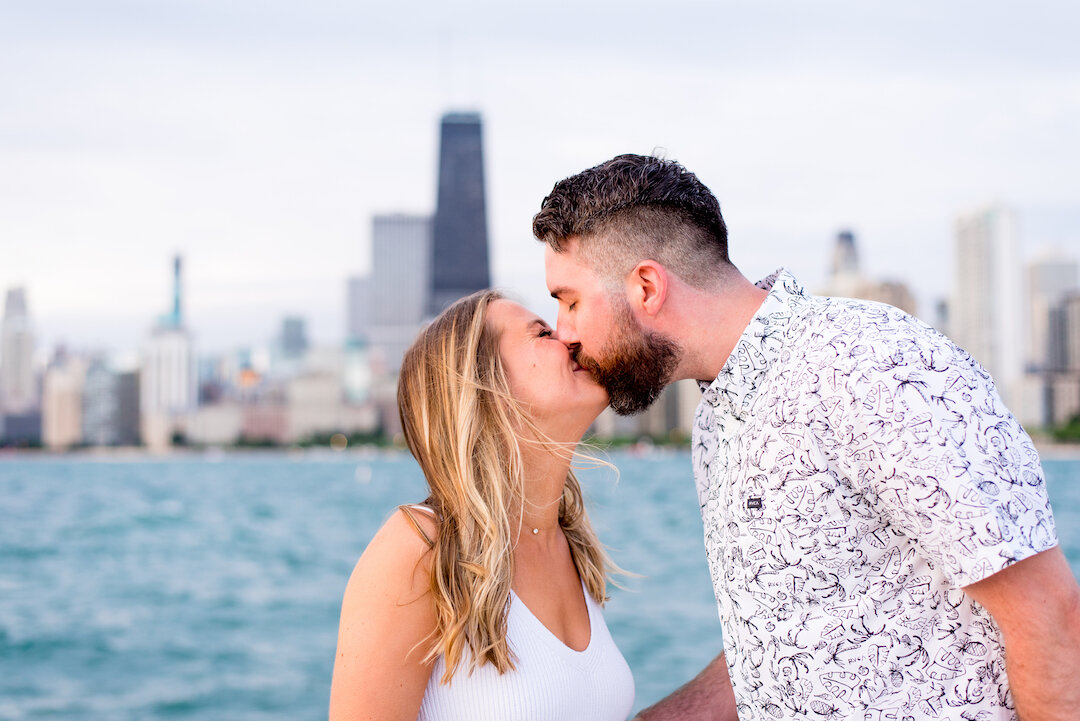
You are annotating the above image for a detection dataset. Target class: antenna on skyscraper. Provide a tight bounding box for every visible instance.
[437,17,459,109]
[156,254,185,330]
[172,255,183,328]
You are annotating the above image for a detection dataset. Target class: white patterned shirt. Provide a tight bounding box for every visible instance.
[692,268,1058,721]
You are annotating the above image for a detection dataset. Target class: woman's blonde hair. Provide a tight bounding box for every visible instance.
[397,289,614,683]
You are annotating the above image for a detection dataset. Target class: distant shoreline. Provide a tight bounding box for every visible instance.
[0,445,396,462]
[1,443,683,462]
[1034,442,1080,461]
[5,441,1080,463]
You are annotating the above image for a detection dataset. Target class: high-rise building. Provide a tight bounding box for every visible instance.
[1019,250,1079,428]
[279,317,309,360]
[82,358,118,446]
[82,358,140,446]
[343,342,372,405]
[820,230,863,299]
[114,371,140,445]
[141,255,196,448]
[951,205,1023,410]
[1,287,37,414]
[141,329,196,415]
[817,230,917,316]
[42,350,86,450]
[831,230,859,277]
[1026,250,1077,372]
[373,214,431,327]
[1048,297,1080,375]
[1044,292,1080,425]
[429,112,490,315]
[368,213,432,374]
[346,276,371,344]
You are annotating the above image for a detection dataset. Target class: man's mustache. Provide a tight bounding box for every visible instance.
[572,349,604,379]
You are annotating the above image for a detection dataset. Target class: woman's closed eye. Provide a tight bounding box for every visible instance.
[538,328,554,338]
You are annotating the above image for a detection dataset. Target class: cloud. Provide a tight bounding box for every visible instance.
[3,0,1080,353]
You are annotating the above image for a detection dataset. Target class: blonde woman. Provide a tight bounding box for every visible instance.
[329,290,635,721]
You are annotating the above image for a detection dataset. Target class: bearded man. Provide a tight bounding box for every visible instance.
[534,153,1080,721]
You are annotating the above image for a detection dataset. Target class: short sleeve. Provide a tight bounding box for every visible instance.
[831,315,1058,588]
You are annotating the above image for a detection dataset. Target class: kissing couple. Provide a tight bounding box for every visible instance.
[330,154,1079,721]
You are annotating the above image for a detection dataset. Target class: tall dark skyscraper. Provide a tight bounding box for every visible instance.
[429,112,490,315]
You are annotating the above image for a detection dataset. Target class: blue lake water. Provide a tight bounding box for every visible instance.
[1,450,1078,720]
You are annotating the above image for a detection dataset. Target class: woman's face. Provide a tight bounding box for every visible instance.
[486,299,608,436]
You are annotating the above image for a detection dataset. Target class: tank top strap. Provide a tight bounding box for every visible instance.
[398,504,436,549]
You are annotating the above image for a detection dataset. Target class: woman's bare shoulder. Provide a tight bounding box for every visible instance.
[345,507,438,601]
[335,508,440,664]
[330,508,440,719]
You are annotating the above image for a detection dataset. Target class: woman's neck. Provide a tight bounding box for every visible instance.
[513,439,574,541]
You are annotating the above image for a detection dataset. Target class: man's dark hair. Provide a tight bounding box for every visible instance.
[532,154,730,288]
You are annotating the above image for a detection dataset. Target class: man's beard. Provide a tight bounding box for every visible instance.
[575,302,681,416]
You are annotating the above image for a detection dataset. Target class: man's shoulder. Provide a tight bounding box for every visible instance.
[797,293,925,336]
[778,294,997,407]
[791,294,957,362]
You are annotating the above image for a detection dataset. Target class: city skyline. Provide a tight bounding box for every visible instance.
[4,2,1080,356]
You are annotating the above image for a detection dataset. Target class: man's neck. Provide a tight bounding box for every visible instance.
[665,273,770,383]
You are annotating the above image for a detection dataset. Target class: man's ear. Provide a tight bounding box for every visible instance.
[625,260,669,318]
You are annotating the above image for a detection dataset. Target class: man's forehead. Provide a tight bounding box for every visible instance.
[544,240,592,289]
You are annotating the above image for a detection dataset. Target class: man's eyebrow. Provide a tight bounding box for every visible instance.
[549,286,571,300]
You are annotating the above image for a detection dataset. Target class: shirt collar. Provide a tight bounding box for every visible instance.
[697,267,808,419]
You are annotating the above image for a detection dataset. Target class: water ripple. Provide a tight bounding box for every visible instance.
[1,452,1076,719]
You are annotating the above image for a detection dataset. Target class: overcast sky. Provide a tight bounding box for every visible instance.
[3,0,1080,356]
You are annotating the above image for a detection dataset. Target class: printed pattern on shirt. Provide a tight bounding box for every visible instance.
[692,269,1058,721]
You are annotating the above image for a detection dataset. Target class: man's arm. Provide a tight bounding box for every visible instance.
[634,652,738,721]
[963,546,1080,721]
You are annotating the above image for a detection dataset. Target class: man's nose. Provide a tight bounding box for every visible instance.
[555,317,579,349]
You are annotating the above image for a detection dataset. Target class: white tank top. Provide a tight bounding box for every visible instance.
[418,583,635,721]
[405,505,635,721]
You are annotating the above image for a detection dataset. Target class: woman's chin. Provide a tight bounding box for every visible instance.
[541,399,609,444]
